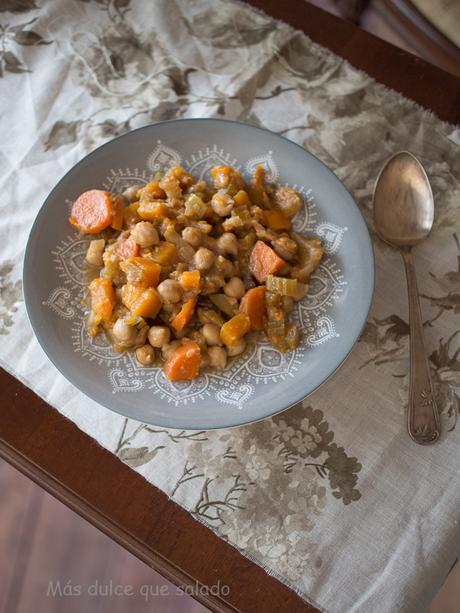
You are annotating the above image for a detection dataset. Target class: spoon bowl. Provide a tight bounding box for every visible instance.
[373,151,434,247]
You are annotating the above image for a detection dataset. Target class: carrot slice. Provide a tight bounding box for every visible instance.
[164,341,201,381]
[88,278,115,323]
[171,296,198,332]
[117,236,140,260]
[263,210,291,231]
[179,270,201,291]
[249,240,286,283]
[70,190,114,234]
[110,195,125,230]
[240,286,266,330]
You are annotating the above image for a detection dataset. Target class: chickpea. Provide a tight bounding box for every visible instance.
[162,340,181,360]
[161,302,181,318]
[136,344,155,366]
[131,221,159,248]
[215,255,234,278]
[208,346,227,370]
[194,247,215,271]
[86,239,105,267]
[122,184,143,202]
[211,193,233,217]
[112,318,137,343]
[136,325,149,346]
[157,279,183,304]
[182,226,202,248]
[148,325,171,348]
[224,276,245,299]
[184,194,207,219]
[216,232,238,257]
[227,338,246,357]
[201,323,222,346]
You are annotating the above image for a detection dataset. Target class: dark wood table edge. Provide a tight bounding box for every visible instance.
[0,435,236,613]
[0,370,315,613]
[246,0,460,124]
[2,2,460,613]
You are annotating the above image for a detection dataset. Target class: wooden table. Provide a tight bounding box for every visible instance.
[1,2,459,612]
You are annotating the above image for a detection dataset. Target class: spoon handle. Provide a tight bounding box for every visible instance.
[401,249,440,444]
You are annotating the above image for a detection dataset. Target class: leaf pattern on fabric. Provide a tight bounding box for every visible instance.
[44,120,84,150]
[118,445,165,467]
[421,233,460,325]
[13,29,51,45]
[70,20,171,101]
[185,1,277,48]
[0,18,52,77]
[0,0,38,12]
[0,261,22,335]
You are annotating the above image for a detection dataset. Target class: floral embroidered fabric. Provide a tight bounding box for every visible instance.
[0,1,459,611]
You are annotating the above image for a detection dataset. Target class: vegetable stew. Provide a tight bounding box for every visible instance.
[69,164,324,381]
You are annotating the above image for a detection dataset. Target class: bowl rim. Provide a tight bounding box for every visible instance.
[23,117,375,430]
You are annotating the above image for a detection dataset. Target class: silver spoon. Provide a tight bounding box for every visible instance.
[373,151,440,445]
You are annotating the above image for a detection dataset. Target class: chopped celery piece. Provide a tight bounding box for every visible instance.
[266,275,298,297]
[209,293,236,317]
[199,308,225,327]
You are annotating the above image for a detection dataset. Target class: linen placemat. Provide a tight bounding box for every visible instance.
[1,1,460,611]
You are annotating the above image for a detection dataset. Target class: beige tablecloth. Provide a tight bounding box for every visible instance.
[1,1,460,611]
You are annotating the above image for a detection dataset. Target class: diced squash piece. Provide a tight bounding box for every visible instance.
[122,284,162,319]
[249,165,270,208]
[249,240,286,283]
[120,257,161,287]
[138,200,170,221]
[116,236,140,260]
[70,189,114,234]
[210,165,232,188]
[233,190,251,207]
[151,241,177,265]
[164,341,201,381]
[220,313,251,347]
[144,180,166,199]
[123,202,140,226]
[171,296,198,332]
[179,270,201,291]
[110,195,125,230]
[165,165,195,188]
[263,210,291,231]
[88,278,115,325]
[240,286,266,330]
[210,165,244,193]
